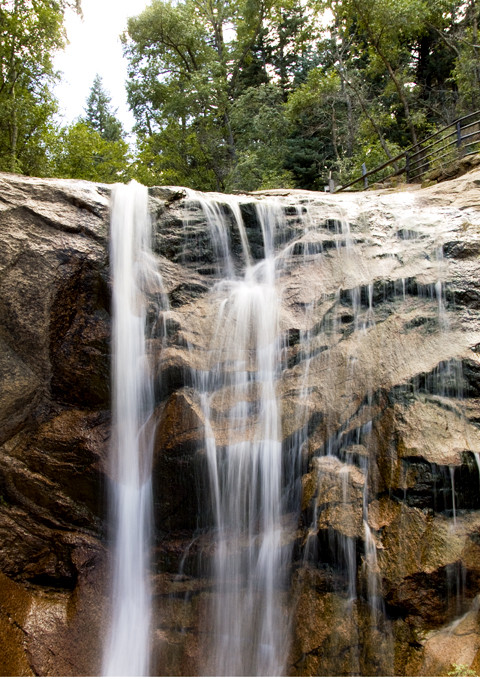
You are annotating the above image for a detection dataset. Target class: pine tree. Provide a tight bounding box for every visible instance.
[84,75,124,142]
[49,75,131,183]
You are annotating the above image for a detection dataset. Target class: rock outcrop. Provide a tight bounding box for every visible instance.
[0,173,110,675]
[1,169,480,676]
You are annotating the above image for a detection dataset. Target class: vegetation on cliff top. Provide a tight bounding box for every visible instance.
[1,0,479,190]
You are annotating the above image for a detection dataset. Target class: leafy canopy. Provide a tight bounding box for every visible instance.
[0,0,81,174]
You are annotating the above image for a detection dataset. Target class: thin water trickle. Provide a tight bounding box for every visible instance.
[474,453,480,481]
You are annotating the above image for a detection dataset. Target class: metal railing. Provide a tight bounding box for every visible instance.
[335,110,480,192]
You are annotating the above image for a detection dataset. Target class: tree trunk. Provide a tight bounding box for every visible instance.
[9,67,18,173]
[342,74,398,167]
[331,104,340,161]
[9,0,20,172]
[472,0,480,105]
[10,102,18,172]
[345,87,354,158]
[381,55,418,147]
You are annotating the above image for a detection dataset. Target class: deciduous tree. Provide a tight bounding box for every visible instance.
[50,121,131,183]
[0,0,81,174]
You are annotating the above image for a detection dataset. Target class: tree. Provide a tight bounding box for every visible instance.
[49,75,131,183]
[84,74,124,142]
[121,0,478,190]
[0,0,81,174]
[46,73,131,183]
[326,0,438,146]
[122,0,304,189]
[286,66,354,188]
[452,0,480,112]
[228,84,294,190]
[263,0,316,100]
[123,0,233,189]
[50,121,131,183]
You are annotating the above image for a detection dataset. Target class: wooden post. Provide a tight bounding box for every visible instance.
[405,151,410,183]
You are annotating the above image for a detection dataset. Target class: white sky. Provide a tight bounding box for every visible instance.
[53,0,151,134]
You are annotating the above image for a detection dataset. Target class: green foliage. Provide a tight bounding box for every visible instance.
[335,138,404,185]
[0,84,58,175]
[84,74,124,142]
[123,0,236,189]
[40,74,132,183]
[132,125,220,190]
[452,0,480,113]
[0,0,80,175]
[122,0,474,191]
[285,68,349,189]
[263,0,316,98]
[50,122,132,183]
[122,0,317,190]
[447,662,477,676]
[1,0,479,190]
[227,84,294,191]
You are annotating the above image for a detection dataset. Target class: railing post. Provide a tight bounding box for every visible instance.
[328,171,335,193]
[405,151,410,183]
[362,163,368,189]
[456,120,464,156]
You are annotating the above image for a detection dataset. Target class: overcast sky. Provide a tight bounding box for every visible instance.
[53,0,151,134]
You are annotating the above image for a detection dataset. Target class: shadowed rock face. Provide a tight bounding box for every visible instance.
[0,173,110,676]
[1,169,480,675]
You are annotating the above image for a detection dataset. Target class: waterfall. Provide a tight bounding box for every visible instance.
[99,181,480,677]
[103,181,161,677]
[184,193,289,676]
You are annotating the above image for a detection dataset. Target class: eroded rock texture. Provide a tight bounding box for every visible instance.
[0,173,110,675]
[1,169,480,676]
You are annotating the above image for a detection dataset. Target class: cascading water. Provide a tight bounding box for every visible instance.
[101,180,480,677]
[184,193,289,676]
[104,181,165,677]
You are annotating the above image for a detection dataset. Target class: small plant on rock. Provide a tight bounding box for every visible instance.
[448,663,477,676]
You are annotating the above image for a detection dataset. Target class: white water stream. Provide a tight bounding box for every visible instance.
[103,182,158,677]
[189,194,289,676]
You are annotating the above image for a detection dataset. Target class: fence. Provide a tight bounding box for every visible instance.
[335,110,480,192]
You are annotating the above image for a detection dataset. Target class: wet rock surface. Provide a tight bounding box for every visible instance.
[1,169,480,675]
[0,173,109,675]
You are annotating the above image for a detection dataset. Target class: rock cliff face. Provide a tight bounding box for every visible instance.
[0,173,110,675]
[1,169,480,676]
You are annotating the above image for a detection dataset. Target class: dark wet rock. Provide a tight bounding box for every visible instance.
[169,282,210,308]
[152,389,204,531]
[50,263,110,408]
